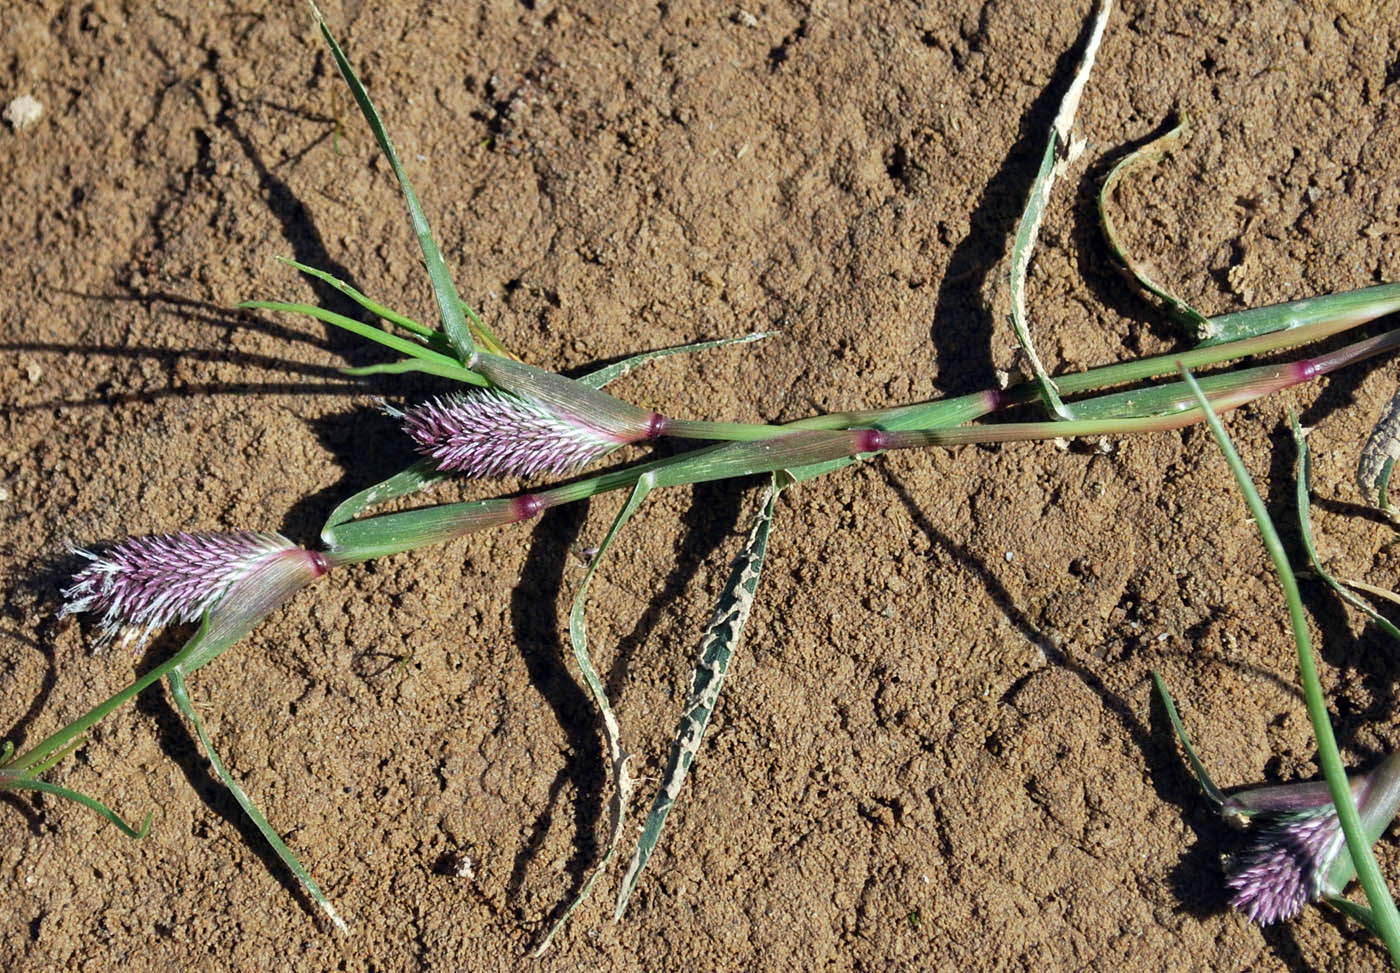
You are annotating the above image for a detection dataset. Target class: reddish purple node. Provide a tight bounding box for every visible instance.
[855,428,887,452]
[1293,359,1321,382]
[644,412,669,441]
[308,551,331,577]
[511,493,545,521]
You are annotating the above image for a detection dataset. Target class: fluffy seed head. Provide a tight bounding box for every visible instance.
[399,389,623,478]
[61,531,328,650]
[1225,807,1342,925]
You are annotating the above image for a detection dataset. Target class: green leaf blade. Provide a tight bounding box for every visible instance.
[1097,118,1211,338]
[1005,0,1113,420]
[3,776,151,839]
[168,668,346,933]
[240,300,486,384]
[579,331,779,389]
[1292,415,1400,642]
[315,14,477,365]
[615,476,781,918]
[321,459,448,537]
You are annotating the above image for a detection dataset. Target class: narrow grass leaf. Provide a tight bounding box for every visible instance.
[11,735,84,777]
[1150,671,1226,809]
[314,12,477,364]
[167,667,346,933]
[580,332,779,389]
[1336,578,1400,609]
[1205,281,1400,349]
[3,776,151,838]
[1327,896,1383,940]
[321,458,447,536]
[615,475,781,918]
[1181,367,1400,958]
[783,456,860,484]
[274,256,441,342]
[1098,118,1210,338]
[534,475,655,955]
[275,255,509,359]
[339,359,486,383]
[1006,0,1112,420]
[1292,414,1400,642]
[456,298,511,358]
[1358,384,1400,512]
[239,300,488,387]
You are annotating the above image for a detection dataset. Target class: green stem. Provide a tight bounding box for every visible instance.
[1182,369,1400,962]
[325,328,1400,564]
[669,308,1399,442]
[660,418,794,441]
[3,646,196,776]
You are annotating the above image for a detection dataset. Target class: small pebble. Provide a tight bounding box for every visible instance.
[453,853,474,879]
[25,361,42,384]
[4,94,43,131]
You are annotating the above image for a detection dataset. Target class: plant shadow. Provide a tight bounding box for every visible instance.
[878,459,1268,924]
[507,503,606,923]
[604,477,746,701]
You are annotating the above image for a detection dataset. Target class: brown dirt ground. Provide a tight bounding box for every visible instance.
[3,1,1400,969]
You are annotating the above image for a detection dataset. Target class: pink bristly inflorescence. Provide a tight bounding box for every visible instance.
[399,389,622,479]
[61,531,311,650]
[1225,807,1340,925]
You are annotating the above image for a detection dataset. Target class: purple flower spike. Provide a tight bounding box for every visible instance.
[61,531,329,650]
[1226,807,1342,925]
[1221,752,1400,927]
[1155,675,1400,929]
[399,389,628,479]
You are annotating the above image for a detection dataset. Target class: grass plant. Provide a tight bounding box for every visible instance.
[5,1,1400,959]
[1153,379,1400,960]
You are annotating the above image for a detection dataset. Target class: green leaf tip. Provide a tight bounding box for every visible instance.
[1098,117,1211,338]
[313,7,478,367]
[1150,671,1226,810]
